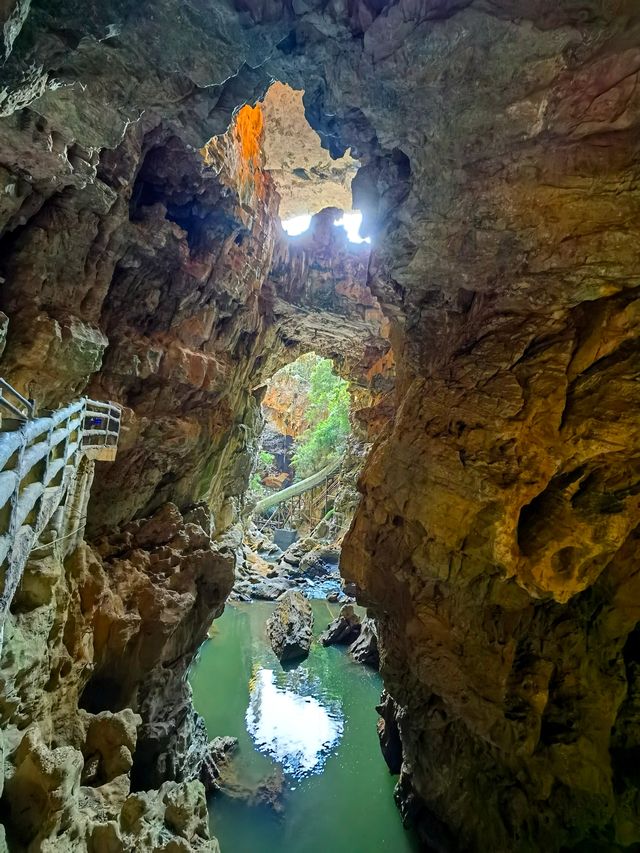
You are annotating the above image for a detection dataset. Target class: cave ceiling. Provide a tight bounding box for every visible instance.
[0,0,639,850]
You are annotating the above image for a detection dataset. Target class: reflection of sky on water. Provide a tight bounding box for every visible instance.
[246,667,343,778]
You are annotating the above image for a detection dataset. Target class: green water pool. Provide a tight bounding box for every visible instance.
[189,600,419,853]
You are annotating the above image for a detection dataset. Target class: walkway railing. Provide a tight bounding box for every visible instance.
[0,378,35,420]
[0,383,122,642]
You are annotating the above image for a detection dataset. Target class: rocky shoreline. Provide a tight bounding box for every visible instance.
[231,525,355,607]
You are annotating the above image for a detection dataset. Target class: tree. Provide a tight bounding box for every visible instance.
[291,356,350,478]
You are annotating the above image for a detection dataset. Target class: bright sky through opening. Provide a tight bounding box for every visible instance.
[282,211,370,244]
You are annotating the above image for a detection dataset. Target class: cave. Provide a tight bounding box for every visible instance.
[0,2,639,852]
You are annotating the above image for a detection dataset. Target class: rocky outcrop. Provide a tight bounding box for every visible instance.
[376,691,403,776]
[260,82,358,220]
[320,604,361,647]
[1,2,640,851]
[348,617,379,669]
[0,501,233,849]
[2,703,217,852]
[266,590,314,663]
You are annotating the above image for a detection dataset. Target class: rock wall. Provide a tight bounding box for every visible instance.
[1,1,639,851]
[0,502,230,850]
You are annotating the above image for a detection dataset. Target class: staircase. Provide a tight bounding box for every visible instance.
[0,382,122,646]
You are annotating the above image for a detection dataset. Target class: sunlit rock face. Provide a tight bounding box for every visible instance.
[1,1,640,851]
[260,82,358,219]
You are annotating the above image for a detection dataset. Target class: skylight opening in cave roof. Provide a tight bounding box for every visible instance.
[282,210,370,244]
[259,82,369,244]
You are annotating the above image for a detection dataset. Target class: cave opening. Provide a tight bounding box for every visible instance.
[4,3,638,851]
[241,80,370,244]
[245,351,355,591]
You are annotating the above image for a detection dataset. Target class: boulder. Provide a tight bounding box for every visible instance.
[298,545,341,578]
[376,692,403,774]
[251,579,292,601]
[266,590,313,663]
[320,604,361,646]
[349,617,379,669]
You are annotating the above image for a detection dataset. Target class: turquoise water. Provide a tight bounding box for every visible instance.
[189,601,418,853]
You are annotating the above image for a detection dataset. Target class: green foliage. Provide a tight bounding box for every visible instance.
[291,356,351,479]
[259,450,275,468]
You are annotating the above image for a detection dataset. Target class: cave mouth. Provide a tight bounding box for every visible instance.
[282,210,370,243]
[242,351,355,595]
[255,81,368,243]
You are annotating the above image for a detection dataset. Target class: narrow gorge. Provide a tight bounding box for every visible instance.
[0,2,639,851]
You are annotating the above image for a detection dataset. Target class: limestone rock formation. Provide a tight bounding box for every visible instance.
[348,617,380,670]
[260,82,358,220]
[2,712,217,852]
[266,590,314,663]
[320,604,362,647]
[0,1,639,851]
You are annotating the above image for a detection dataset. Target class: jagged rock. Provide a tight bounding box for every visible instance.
[251,579,292,601]
[349,618,379,669]
[219,767,286,816]
[2,722,218,851]
[199,736,238,793]
[1,2,640,850]
[376,692,403,775]
[266,590,314,663]
[320,605,362,647]
[260,82,357,219]
[298,546,341,579]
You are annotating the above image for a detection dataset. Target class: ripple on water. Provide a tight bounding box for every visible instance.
[246,666,343,778]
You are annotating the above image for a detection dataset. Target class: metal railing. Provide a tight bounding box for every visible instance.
[0,382,122,640]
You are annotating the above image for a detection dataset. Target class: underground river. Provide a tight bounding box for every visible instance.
[189,600,419,852]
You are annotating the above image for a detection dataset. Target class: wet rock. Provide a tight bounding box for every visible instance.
[376,692,403,775]
[266,590,314,663]
[320,604,362,646]
[349,618,379,669]
[221,767,286,816]
[251,578,292,601]
[199,736,238,792]
[298,545,341,578]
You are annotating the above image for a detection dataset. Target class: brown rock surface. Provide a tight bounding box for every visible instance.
[266,590,314,663]
[0,2,639,851]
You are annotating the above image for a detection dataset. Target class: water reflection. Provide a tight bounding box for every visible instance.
[246,667,343,778]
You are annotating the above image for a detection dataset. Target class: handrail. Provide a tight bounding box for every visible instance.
[0,378,35,420]
[0,384,122,647]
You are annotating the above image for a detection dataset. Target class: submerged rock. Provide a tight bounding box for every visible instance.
[221,768,286,816]
[349,618,379,669]
[320,604,361,646]
[200,736,239,792]
[266,590,314,663]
